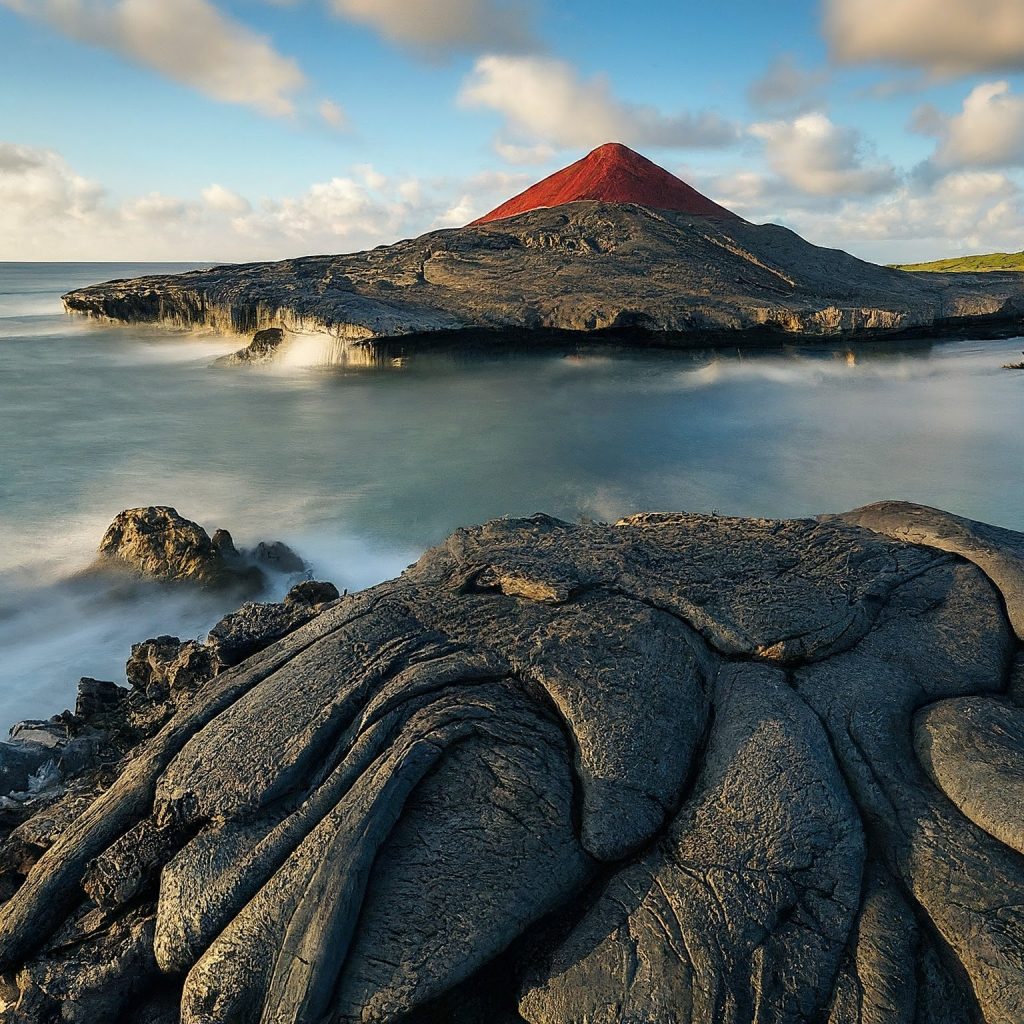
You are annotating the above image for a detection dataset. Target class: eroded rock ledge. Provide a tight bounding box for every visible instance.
[1,500,1023,1023]
[62,203,1024,358]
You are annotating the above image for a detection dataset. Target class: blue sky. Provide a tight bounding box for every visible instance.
[1,0,1023,262]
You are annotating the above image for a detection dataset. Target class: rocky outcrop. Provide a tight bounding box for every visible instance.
[97,507,256,590]
[214,327,287,367]
[0,720,102,807]
[94,506,304,593]
[1,504,331,867]
[205,580,341,668]
[915,695,1024,856]
[62,202,1024,359]
[0,502,1022,1022]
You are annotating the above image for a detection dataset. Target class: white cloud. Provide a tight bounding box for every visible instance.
[749,113,898,197]
[747,54,828,114]
[690,110,1024,263]
[397,180,424,204]
[914,81,1024,169]
[353,164,388,190]
[122,192,189,223]
[0,0,307,116]
[433,195,481,227]
[824,0,1024,76]
[458,55,738,150]
[0,144,105,222]
[201,184,252,215]
[0,141,529,261]
[331,0,536,57]
[428,170,529,228]
[695,169,793,214]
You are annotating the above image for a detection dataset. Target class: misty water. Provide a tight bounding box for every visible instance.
[1,261,1022,729]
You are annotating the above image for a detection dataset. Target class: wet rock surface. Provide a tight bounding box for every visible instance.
[62,203,1024,355]
[0,502,1022,1023]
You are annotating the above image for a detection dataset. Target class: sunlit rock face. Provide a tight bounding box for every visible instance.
[1,502,1023,1024]
[98,506,234,587]
[94,506,308,595]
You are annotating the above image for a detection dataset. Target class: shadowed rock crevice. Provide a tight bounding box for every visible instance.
[1,502,1022,1023]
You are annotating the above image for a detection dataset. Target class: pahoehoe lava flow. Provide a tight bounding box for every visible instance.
[1,500,1022,1023]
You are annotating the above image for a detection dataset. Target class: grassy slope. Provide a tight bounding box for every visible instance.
[892,251,1024,273]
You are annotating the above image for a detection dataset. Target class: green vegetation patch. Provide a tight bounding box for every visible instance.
[893,251,1024,273]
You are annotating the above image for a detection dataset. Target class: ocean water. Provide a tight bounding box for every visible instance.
[1,261,1022,728]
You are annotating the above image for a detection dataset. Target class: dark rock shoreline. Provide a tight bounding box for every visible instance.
[0,508,339,861]
[62,203,1024,361]
[0,569,341,846]
[1,500,1022,1023]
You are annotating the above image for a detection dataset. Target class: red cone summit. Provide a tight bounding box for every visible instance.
[471,142,738,225]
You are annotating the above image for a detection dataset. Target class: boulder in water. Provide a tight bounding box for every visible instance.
[95,507,308,594]
[97,507,262,591]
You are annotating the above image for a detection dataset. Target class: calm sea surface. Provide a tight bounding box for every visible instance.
[1,261,1022,727]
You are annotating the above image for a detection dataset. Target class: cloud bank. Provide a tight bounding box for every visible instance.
[705,161,1024,264]
[6,131,1019,269]
[0,142,528,261]
[749,113,897,197]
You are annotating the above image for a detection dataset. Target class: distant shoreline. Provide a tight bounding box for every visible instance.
[58,202,1024,364]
